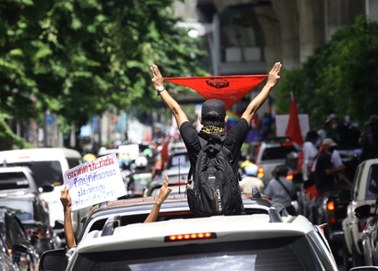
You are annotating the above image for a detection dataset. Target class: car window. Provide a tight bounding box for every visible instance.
[71,237,324,271]
[261,146,296,161]
[67,158,81,169]
[307,231,337,271]
[6,215,28,244]
[0,172,30,190]
[0,201,33,221]
[0,161,63,186]
[366,164,378,199]
[167,153,189,168]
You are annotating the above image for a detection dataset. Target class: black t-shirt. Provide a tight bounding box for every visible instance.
[179,119,250,174]
[314,151,334,192]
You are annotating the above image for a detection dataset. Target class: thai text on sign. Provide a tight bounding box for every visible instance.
[64,154,126,211]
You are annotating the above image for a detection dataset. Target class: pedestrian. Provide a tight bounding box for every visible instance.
[301,131,319,182]
[325,113,360,149]
[239,163,265,195]
[301,130,319,198]
[313,138,351,197]
[150,62,282,215]
[60,176,172,248]
[264,165,297,216]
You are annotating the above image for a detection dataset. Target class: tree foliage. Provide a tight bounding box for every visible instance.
[275,16,378,129]
[0,0,207,146]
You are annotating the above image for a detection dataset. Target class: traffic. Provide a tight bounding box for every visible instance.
[0,127,376,270]
[1,1,378,271]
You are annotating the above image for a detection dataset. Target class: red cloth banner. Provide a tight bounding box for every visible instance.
[285,95,303,146]
[164,75,267,108]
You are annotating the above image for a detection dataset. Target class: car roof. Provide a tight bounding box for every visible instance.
[77,194,273,242]
[83,194,271,219]
[77,214,313,253]
[0,147,81,161]
[0,166,33,173]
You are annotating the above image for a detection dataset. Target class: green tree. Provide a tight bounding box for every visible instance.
[275,16,378,129]
[0,0,207,149]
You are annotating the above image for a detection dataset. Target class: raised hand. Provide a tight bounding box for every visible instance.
[60,185,72,209]
[150,64,165,90]
[266,62,282,88]
[156,175,172,205]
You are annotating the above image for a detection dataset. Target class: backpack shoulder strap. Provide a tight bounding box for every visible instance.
[276,177,292,197]
[188,136,207,180]
[198,136,207,148]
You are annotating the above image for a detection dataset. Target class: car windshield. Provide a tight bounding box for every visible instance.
[0,161,63,186]
[366,164,378,199]
[71,237,327,271]
[261,146,296,161]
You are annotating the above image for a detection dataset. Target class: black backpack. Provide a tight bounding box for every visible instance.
[186,134,242,216]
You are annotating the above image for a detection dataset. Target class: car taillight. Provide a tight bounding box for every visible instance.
[326,201,337,224]
[257,166,264,179]
[286,170,294,181]
[165,232,216,242]
[327,201,335,211]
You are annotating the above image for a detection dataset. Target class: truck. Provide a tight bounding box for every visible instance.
[342,158,378,269]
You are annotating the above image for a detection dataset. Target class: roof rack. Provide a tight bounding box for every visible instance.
[99,207,290,237]
[101,215,121,237]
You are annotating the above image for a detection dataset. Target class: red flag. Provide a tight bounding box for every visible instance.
[164,75,267,109]
[285,94,303,146]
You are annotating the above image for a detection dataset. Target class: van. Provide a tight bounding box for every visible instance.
[0,148,82,232]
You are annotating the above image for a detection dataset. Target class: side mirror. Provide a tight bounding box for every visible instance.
[354,204,372,219]
[39,185,54,193]
[39,248,68,271]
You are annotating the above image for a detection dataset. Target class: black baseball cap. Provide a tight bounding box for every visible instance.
[201,99,226,127]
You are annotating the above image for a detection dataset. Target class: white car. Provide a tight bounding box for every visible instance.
[249,137,299,184]
[342,158,378,268]
[40,204,340,271]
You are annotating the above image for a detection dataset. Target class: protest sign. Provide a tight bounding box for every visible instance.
[64,154,126,211]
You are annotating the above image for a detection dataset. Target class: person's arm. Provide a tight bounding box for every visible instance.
[241,62,282,125]
[144,175,172,223]
[150,64,189,128]
[60,185,77,248]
